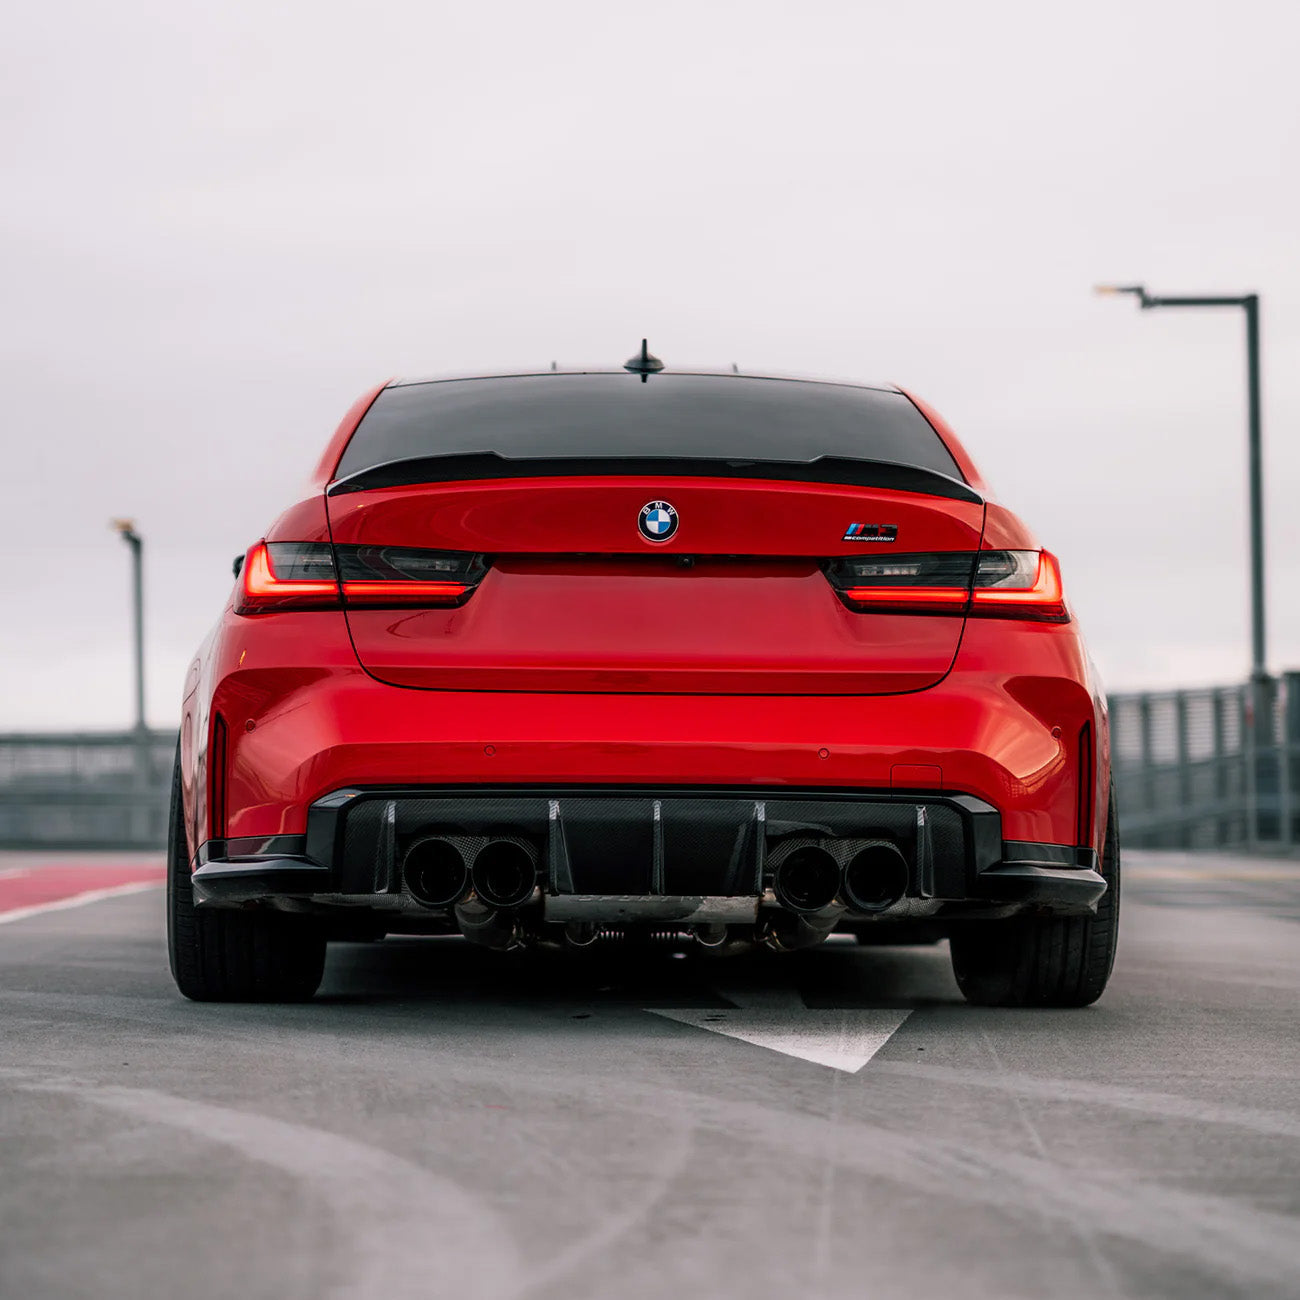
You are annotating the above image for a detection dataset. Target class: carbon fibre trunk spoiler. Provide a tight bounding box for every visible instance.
[328,453,984,502]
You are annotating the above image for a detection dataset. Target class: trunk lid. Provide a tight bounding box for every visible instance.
[326,476,984,694]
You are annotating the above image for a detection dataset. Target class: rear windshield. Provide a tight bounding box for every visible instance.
[335,373,964,482]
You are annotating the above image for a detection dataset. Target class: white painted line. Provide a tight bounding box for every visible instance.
[0,867,32,881]
[649,1005,911,1072]
[0,882,161,927]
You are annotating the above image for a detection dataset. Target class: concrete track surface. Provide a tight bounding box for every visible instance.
[1,850,1298,1300]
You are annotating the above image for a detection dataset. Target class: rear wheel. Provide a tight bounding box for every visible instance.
[167,749,326,1002]
[949,788,1120,1008]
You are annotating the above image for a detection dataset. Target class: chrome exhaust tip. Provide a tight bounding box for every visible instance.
[403,837,471,909]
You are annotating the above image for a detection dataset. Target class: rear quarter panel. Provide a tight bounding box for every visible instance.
[182,489,338,859]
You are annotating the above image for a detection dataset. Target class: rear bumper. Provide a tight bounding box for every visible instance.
[968,862,1105,910]
[189,609,1107,860]
[192,785,1104,919]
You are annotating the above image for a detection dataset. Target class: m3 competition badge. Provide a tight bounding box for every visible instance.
[842,523,898,543]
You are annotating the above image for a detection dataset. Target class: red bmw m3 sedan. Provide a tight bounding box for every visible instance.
[169,351,1119,1006]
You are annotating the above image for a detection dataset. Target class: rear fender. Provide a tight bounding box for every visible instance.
[189,608,360,853]
[950,618,1108,853]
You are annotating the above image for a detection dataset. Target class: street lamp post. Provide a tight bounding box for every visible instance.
[111,519,146,735]
[1097,284,1275,845]
[1095,284,1267,682]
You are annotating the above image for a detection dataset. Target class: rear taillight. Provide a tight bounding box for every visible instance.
[828,552,977,614]
[335,545,488,606]
[237,543,340,612]
[970,550,1068,621]
[827,550,1068,622]
[236,542,487,614]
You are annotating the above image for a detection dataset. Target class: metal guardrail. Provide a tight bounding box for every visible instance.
[1,675,1297,851]
[1109,672,1298,849]
[0,730,175,849]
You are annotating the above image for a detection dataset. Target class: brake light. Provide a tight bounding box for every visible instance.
[236,542,487,614]
[337,580,469,604]
[237,543,339,612]
[827,550,1068,622]
[336,544,486,608]
[839,585,971,613]
[829,552,974,615]
[971,550,1068,621]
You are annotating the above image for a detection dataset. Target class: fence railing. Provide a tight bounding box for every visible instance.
[1,674,1297,851]
[0,730,175,849]
[1109,672,1298,849]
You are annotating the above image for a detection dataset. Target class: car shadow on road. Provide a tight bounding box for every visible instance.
[313,933,964,1011]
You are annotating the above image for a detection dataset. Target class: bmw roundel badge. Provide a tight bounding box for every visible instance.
[638,500,678,543]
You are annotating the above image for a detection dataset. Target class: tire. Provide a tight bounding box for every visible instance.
[949,787,1121,1008]
[167,747,326,1002]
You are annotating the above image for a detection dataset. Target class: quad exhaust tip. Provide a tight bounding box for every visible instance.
[471,839,539,910]
[403,837,471,909]
[842,840,909,913]
[408,829,903,920]
[771,845,841,914]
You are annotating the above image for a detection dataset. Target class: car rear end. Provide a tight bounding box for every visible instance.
[173,370,1115,1004]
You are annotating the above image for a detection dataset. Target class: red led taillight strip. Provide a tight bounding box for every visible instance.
[835,551,1068,622]
[971,551,1067,620]
[340,580,469,606]
[838,586,970,612]
[237,542,471,613]
[238,542,339,612]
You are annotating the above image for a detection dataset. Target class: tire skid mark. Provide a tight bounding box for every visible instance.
[975,1029,1124,1298]
[653,1087,1300,1292]
[3,1063,701,1300]
[12,989,1300,1145]
[519,1113,698,1297]
[31,1026,1287,1292]
[13,1078,523,1300]
[9,985,1300,1142]
[5,998,1300,1288]
[167,1035,1298,1294]
[871,1060,1300,1141]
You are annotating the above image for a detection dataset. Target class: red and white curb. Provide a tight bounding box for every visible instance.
[0,864,165,926]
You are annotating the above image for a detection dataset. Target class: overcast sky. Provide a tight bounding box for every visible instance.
[3,0,1299,728]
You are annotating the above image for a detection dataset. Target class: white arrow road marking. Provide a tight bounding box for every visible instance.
[647,981,911,1073]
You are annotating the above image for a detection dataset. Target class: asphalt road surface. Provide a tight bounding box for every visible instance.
[2,850,1298,1300]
